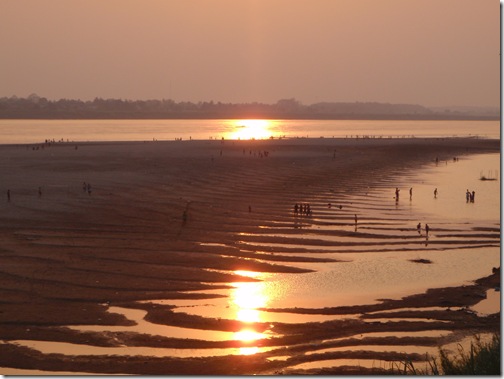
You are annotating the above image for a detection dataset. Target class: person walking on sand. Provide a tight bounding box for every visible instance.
[471,191,475,203]
[417,222,421,235]
[425,223,430,238]
[395,187,400,201]
[409,187,413,200]
[466,189,471,203]
[434,188,438,198]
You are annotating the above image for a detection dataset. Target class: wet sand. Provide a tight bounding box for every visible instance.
[0,137,500,375]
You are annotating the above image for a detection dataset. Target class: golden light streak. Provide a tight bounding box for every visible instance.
[226,120,274,140]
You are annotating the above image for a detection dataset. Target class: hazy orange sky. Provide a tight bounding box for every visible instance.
[0,0,500,107]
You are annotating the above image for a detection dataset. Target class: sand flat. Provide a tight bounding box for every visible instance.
[0,137,500,375]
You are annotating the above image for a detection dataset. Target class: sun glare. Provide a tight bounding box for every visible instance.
[226,120,274,140]
[229,271,274,353]
[234,329,264,342]
[237,308,260,323]
[232,282,267,310]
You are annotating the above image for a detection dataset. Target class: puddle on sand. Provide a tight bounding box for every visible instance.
[0,366,110,376]
[470,288,500,315]
[239,247,500,309]
[70,307,237,342]
[283,358,412,373]
[7,339,276,359]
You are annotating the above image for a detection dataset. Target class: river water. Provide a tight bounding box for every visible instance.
[0,119,499,143]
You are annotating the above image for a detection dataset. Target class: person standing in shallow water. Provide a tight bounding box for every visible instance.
[417,222,421,235]
[409,187,413,200]
[395,187,400,201]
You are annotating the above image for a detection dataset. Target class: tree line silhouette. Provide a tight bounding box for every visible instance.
[0,94,497,120]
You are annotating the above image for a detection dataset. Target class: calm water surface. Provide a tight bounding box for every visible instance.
[0,119,499,143]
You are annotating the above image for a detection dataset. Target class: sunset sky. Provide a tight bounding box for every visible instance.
[0,0,500,107]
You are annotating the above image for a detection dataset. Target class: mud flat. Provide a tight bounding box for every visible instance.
[0,137,500,375]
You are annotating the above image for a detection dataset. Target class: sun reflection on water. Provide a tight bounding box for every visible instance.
[225,120,278,140]
[231,270,273,354]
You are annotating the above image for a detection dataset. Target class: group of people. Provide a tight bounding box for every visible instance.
[294,203,312,215]
[466,189,476,203]
[417,222,430,238]
[243,149,270,158]
[397,187,477,203]
[395,187,441,201]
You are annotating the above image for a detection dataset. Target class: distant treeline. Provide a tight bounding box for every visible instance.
[0,95,498,120]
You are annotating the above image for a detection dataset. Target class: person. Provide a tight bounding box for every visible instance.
[425,223,430,238]
[434,188,438,198]
[471,191,475,203]
[466,189,470,203]
[409,187,413,200]
[417,222,421,235]
[395,187,400,200]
